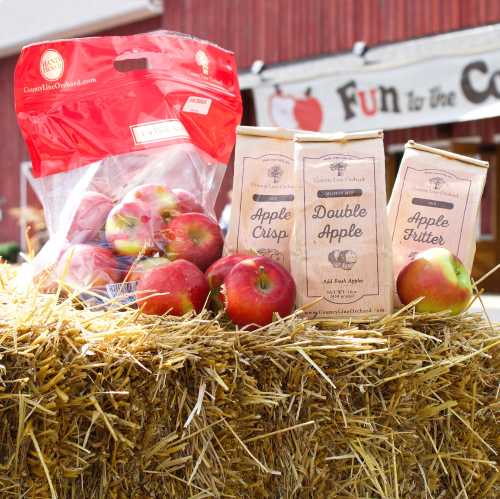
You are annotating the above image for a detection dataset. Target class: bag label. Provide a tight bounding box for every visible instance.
[183,96,212,115]
[235,153,294,268]
[302,155,381,306]
[391,166,472,269]
[106,281,138,305]
[130,119,189,145]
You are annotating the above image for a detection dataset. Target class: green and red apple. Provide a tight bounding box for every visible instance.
[55,243,122,289]
[164,212,223,271]
[136,259,209,316]
[122,184,178,220]
[396,247,473,315]
[173,188,204,213]
[67,191,114,243]
[125,256,171,282]
[105,201,168,256]
[105,184,179,256]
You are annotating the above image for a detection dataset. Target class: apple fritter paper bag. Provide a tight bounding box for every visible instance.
[291,130,393,318]
[388,141,488,303]
[224,126,297,270]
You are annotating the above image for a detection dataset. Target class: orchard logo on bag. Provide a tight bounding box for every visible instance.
[40,49,64,81]
[330,161,347,177]
[428,176,446,190]
[267,164,284,183]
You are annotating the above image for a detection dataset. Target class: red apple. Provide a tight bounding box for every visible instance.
[105,201,168,256]
[122,184,178,221]
[293,88,323,131]
[205,254,251,310]
[125,256,170,282]
[224,256,296,328]
[397,247,473,315]
[136,259,209,316]
[67,191,114,243]
[173,188,204,213]
[55,244,121,289]
[164,213,223,271]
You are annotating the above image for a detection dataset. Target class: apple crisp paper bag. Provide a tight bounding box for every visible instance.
[291,130,392,318]
[388,141,488,296]
[224,126,296,269]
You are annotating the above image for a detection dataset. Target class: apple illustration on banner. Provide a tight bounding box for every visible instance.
[293,87,323,131]
[269,85,323,131]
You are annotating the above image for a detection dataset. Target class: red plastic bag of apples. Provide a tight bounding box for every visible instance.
[15,31,242,306]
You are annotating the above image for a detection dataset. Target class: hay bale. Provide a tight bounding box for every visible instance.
[0,263,498,498]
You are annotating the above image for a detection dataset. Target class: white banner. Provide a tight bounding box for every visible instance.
[253,49,500,132]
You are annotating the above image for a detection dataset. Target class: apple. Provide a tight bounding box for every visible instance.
[173,189,204,213]
[122,184,178,221]
[224,256,296,328]
[293,87,323,131]
[396,247,473,315]
[164,213,223,271]
[125,256,170,282]
[55,243,121,289]
[67,191,114,243]
[205,254,251,310]
[105,201,168,256]
[136,259,209,316]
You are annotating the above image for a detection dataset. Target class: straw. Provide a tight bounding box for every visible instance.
[0,262,498,497]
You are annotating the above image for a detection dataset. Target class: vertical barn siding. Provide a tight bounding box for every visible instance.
[0,55,29,243]
[0,16,162,242]
[163,0,500,69]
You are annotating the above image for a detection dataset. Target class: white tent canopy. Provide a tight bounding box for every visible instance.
[0,0,162,57]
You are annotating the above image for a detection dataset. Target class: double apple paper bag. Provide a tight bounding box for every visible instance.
[291,130,392,318]
[225,126,296,270]
[387,141,488,299]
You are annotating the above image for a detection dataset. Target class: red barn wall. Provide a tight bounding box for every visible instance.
[163,0,500,70]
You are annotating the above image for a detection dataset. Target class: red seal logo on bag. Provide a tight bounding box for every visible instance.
[40,49,64,81]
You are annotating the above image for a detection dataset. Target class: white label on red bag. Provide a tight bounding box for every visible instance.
[106,281,137,305]
[130,119,189,145]
[183,96,212,115]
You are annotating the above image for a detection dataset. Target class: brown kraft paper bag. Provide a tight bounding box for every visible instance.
[387,141,488,301]
[225,126,296,269]
[292,130,393,318]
